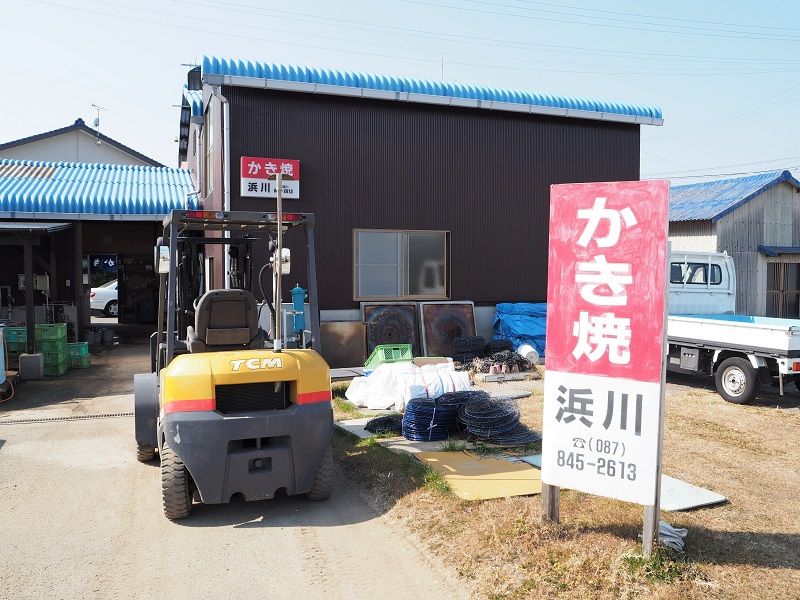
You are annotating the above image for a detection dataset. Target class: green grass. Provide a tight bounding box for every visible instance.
[333,428,451,497]
[437,439,469,452]
[356,435,381,448]
[422,466,451,494]
[622,546,702,583]
[332,396,369,421]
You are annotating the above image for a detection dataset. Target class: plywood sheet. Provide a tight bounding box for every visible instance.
[416,451,542,500]
[320,321,366,368]
[419,302,476,357]
[362,303,421,357]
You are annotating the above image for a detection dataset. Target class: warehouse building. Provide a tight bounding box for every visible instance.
[179,56,663,326]
[669,169,800,317]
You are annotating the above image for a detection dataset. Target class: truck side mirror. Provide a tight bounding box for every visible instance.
[155,246,170,274]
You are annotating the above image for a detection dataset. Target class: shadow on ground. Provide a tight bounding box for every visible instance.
[592,521,800,570]
[173,479,382,529]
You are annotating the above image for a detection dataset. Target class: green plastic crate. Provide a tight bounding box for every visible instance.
[44,361,68,377]
[41,349,68,365]
[6,340,28,356]
[36,338,67,353]
[68,354,91,369]
[35,323,67,341]
[67,342,89,357]
[3,326,28,342]
[364,343,413,369]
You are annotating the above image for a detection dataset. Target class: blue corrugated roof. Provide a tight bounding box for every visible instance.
[669,170,800,222]
[201,56,662,123]
[0,159,197,216]
[183,87,203,118]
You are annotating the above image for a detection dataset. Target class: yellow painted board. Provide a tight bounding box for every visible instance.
[416,451,542,501]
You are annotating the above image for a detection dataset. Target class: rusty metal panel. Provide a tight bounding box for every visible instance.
[320,321,366,368]
[361,302,421,357]
[419,301,476,357]
[224,86,640,310]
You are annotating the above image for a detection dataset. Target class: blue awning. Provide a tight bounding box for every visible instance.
[758,245,800,257]
[0,159,197,218]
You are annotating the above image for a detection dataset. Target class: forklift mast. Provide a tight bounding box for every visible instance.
[152,210,321,372]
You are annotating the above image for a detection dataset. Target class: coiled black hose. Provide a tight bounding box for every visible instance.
[459,397,542,446]
[364,414,403,436]
[402,398,460,442]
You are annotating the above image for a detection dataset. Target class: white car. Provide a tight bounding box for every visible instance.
[90,280,118,317]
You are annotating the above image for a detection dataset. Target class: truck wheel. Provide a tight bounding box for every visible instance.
[136,443,156,463]
[715,357,758,404]
[307,443,332,501]
[161,442,192,519]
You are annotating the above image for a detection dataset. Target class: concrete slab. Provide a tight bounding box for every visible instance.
[483,385,533,400]
[335,419,470,455]
[331,367,364,381]
[335,417,373,439]
[516,454,542,468]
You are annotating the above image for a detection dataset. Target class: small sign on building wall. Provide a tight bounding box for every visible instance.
[240,157,300,199]
[542,180,669,506]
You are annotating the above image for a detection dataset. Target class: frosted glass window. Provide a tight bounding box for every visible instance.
[354,230,449,300]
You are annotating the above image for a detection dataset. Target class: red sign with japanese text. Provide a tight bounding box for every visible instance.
[240,156,300,199]
[545,181,669,382]
[542,180,669,505]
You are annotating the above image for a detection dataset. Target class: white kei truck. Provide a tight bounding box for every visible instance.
[668,251,800,404]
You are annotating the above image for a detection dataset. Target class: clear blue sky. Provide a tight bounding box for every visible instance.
[2,0,799,180]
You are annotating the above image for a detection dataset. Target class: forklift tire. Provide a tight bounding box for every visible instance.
[136,444,156,463]
[306,442,332,501]
[715,357,758,405]
[161,441,192,520]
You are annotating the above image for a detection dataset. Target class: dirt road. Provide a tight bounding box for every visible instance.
[0,347,465,600]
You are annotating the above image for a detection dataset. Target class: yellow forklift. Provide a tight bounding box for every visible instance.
[133,205,332,519]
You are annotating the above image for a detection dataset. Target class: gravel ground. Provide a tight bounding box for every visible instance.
[0,345,467,600]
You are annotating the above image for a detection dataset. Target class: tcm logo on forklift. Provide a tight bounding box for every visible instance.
[230,358,284,372]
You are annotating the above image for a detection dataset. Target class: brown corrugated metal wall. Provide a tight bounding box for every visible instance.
[224,86,640,310]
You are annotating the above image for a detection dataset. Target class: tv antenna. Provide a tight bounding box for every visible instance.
[91,104,109,144]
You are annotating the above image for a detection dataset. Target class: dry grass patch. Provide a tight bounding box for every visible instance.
[332,374,800,598]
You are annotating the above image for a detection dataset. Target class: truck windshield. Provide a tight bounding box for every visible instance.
[670,262,722,285]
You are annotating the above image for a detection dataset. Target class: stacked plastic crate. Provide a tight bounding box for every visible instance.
[67,342,91,369]
[3,327,28,358]
[35,323,68,377]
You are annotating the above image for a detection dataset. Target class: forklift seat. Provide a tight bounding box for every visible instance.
[186,289,262,353]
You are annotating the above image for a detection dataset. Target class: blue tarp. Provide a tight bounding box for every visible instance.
[493,303,547,355]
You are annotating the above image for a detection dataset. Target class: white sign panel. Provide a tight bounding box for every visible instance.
[542,372,661,504]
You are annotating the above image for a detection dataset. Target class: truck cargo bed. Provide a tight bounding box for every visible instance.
[668,314,800,356]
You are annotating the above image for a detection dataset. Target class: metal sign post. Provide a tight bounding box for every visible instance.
[273,172,283,352]
[642,241,671,556]
[541,180,670,553]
